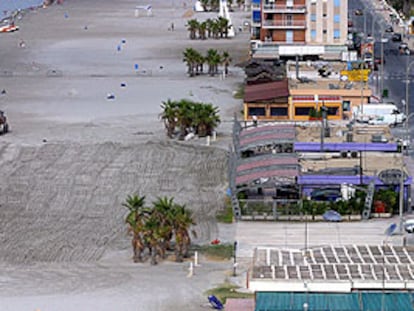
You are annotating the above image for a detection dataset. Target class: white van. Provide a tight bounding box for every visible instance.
[352,103,406,125]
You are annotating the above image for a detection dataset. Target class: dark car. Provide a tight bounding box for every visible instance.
[374,56,385,65]
[385,25,394,33]
[392,33,402,42]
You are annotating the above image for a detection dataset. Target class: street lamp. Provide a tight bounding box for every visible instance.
[404,60,414,155]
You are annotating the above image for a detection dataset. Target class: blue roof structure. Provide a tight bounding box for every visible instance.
[255,292,414,311]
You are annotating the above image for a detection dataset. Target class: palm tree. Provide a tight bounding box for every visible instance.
[123,194,148,263]
[221,51,232,75]
[141,214,163,265]
[160,99,178,138]
[152,196,176,258]
[217,16,230,38]
[210,0,220,11]
[194,51,205,75]
[176,99,196,139]
[205,18,213,38]
[210,20,221,39]
[183,48,198,77]
[198,21,207,40]
[200,0,209,11]
[171,204,196,262]
[205,49,221,76]
[194,103,221,137]
[186,19,199,39]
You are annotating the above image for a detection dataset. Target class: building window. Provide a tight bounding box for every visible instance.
[311,30,316,40]
[323,29,327,34]
[310,14,316,22]
[286,30,293,43]
[327,107,339,116]
[323,13,327,18]
[295,107,312,116]
[334,0,340,7]
[286,15,293,26]
[334,14,340,23]
[342,101,351,111]
[248,107,266,116]
[270,107,288,116]
[334,29,340,39]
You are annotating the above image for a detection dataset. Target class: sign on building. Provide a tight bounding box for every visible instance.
[340,69,370,82]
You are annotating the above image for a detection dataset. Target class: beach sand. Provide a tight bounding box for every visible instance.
[0,1,250,310]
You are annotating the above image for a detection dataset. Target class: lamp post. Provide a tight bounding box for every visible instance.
[233,241,238,276]
[404,60,414,155]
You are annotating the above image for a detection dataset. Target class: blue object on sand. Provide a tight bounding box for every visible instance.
[208,295,224,310]
[134,64,139,70]
[385,223,397,236]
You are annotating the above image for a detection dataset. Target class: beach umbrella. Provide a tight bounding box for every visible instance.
[323,210,342,222]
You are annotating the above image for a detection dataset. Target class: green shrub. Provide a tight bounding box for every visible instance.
[195,243,234,260]
[205,283,254,304]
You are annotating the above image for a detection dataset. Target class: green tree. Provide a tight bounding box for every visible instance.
[205,49,221,76]
[198,21,207,40]
[186,19,199,39]
[221,51,232,75]
[152,196,176,258]
[176,99,195,139]
[183,48,198,77]
[123,194,149,263]
[217,16,230,38]
[205,18,213,38]
[193,103,221,136]
[160,99,178,138]
[170,204,196,262]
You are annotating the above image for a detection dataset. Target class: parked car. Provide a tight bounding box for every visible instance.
[374,56,385,65]
[385,25,394,33]
[405,218,414,233]
[399,42,410,55]
[392,33,402,42]
[348,20,353,27]
[363,52,373,63]
[354,9,363,16]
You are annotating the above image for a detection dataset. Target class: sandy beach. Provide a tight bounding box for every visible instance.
[0,1,250,310]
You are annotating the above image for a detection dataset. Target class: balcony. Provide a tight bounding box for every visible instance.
[263,4,306,13]
[262,20,306,29]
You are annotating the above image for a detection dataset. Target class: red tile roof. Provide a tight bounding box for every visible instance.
[244,79,289,102]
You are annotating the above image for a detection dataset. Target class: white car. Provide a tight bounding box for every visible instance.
[404,219,414,233]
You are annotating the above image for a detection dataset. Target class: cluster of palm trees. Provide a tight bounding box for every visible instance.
[183,48,231,77]
[123,195,196,265]
[160,99,221,139]
[186,17,231,40]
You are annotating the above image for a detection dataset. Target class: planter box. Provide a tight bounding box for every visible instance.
[372,213,392,218]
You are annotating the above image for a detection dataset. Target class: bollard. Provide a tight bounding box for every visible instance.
[187,262,194,277]
[194,251,201,266]
[206,136,210,146]
[212,131,216,141]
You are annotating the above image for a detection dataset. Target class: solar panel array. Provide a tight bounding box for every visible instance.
[252,245,414,282]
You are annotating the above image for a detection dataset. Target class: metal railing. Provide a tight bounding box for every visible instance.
[262,20,306,28]
[263,4,306,13]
